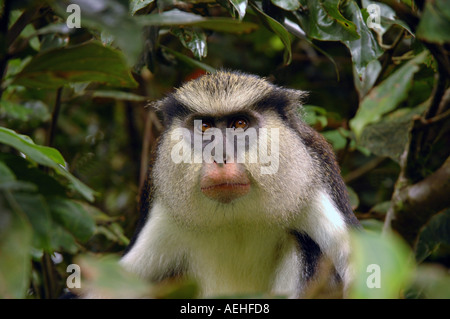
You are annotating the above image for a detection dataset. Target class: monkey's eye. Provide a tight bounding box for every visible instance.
[230,117,249,130]
[198,120,214,133]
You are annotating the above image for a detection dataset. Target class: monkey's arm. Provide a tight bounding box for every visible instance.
[286,115,358,289]
[120,202,187,281]
[295,190,353,288]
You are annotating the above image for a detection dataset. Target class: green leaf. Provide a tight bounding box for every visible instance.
[13,193,52,252]
[52,0,144,66]
[415,208,450,263]
[0,100,51,122]
[370,201,391,215]
[0,153,67,197]
[359,219,384,233]
[81,198,130,245]
[89,90,148,101]
[33,23,72,36]
[417,0,450,44]
[410,264,450,299]
[362,0,414,37]
[0,198,33,299]
[294,0,359,41]
[341,1,384,79]
[75,254,151,298]
[0,127,95,201]
[162,46,216,73]
[228,0,248,20]
[77,201,115,223]
[0,161,16,182]
[349,230,414,298]
[50,223,79,254]
[49,198,96,243]
[322,129,347,151]
[346,185,359,210]
[0,160,39,193]
[350,51,428,139]
[302,105,328,127]
[250,3,292,65]
[360,121,410,163]
[96,223,130,246]
[171,28,208,60]
[359,101,428,162]
[108,222,130,245]
[39,33,69,52]
[271,0,300,11]
[137,9,258,33]
[130,0,155,15]
[0,100,34,121]
[13,42,138,89]
[353,59,381,99]
[0,180,38,192]
[0,126,65,166]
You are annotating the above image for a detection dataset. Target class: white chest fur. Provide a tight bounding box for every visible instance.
[185,226,301,297]
[120,201,302,297]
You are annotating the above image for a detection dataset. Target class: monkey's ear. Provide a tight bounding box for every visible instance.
[146,98,166,111]
[283,89,309,117]
[146,95,191,125]
[284,89,309,105]
[255,88,308,116]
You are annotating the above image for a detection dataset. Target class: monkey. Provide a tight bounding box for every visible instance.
[120,70,361,298]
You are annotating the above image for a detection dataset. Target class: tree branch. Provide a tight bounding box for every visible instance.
[384,51,450,246]
[424,63,448,120]
[389,156,450,247]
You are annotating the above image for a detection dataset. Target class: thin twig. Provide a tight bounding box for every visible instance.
[0,0,12,99]
[344,157,387,184]
[41,88,63,298]
[375,30,405,86]
[413,108,450,128]
[409,60,449,179]
[437,87,450,115]
[6,5,41,48]
[42,252,56,299]
[337,135,351,165]
[46,87,63,147]
[424,63,447,120]
[139,111,162,192]
[140,111,153,192]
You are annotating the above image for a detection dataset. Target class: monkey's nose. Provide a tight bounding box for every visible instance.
[200,161,251,204]
[214,159,227,166]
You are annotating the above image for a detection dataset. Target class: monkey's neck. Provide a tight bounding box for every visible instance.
[184,225,299,297]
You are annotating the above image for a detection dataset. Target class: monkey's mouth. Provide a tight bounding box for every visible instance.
[201,183,251,204]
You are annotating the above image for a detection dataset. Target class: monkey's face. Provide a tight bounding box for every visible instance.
[153,112,316,230]
[152,72,317,230]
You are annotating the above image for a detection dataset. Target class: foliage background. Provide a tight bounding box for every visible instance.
[0,0,449,299]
